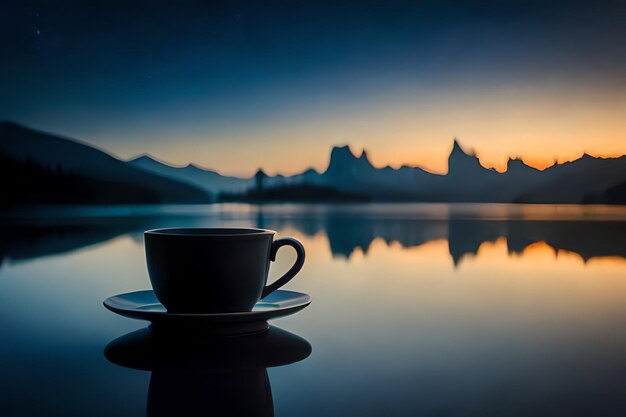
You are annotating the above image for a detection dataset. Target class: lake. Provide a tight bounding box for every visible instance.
[1,203,626,416]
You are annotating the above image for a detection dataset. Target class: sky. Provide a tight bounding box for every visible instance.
[1,0,625,176]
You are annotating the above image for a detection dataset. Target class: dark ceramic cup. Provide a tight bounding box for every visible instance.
[144,228,305,313]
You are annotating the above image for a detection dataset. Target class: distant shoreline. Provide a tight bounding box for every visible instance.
[2,122,625,206]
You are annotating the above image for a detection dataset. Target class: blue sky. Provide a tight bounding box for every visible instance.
[2,1,625,175]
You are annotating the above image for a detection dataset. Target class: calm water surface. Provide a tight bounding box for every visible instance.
[1,203,626,416]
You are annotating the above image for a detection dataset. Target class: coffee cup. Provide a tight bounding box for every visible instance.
[144,228,305,313]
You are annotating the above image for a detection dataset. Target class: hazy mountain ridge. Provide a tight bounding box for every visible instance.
[128,154,254,194]
[2,121,625,204]
[129,138,626,203]
[514,154,626,203]
[0,122,211,204]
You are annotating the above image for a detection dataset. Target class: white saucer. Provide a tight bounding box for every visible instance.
[104,290,311,335]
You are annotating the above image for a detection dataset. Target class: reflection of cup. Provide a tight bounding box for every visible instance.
[148,369,273,417]
[144,228,305,313]
[104,326,312,417]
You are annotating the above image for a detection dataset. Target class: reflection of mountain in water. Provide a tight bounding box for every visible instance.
[448,220,626,264]
[1,209,625,268]
[0,221,144,265]
[259,214,626,263]
[0,213,211,267]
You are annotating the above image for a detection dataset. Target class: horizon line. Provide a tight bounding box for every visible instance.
[2,120,624,178]
[127,140,625,178]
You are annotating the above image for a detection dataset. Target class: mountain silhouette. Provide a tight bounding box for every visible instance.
[319,145,433,199]
[0,122,211,204]
[602,181,626,204]
[128,153,324,195]
[128,154,253,194]
[324,145,375,184]
[447,140,482,176]
[2,121,625,204]
[313,141,625,203]
[514,153,626,203]
[429,140,496,201]
[125,135,626,204]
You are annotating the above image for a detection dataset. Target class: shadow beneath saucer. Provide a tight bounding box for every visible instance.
[105,326,311,417]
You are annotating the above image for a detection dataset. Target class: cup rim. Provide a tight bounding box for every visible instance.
[144,227,276,237]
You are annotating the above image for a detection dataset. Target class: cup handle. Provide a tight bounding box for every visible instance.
[262,237,305,298]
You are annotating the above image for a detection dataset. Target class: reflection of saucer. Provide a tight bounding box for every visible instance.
[103,290,311,335]
[104,325,312,372]
[105,326,312,417]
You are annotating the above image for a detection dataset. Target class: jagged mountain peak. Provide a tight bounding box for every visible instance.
[449,138,473,158]
[329,144,370,161]
[506,157,539,173]
[184,162,215,172]
[330,144,358,159]
[129,153,159,163]
[128,153,185,169]
[328,144,371,165]
[325,144,375,176]
[447,138,484,175]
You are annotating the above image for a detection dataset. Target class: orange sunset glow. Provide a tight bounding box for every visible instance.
[111,82,626,176]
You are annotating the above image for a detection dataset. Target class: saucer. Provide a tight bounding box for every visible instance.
[104,289,311,336]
